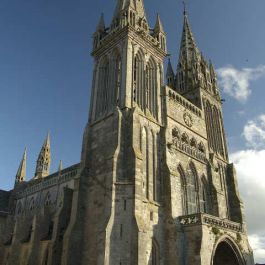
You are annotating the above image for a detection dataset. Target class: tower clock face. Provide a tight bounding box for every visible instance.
[183,112,193,127]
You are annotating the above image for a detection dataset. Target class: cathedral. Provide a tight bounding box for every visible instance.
[0,0,255,264]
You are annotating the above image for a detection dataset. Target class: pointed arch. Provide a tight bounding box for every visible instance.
[212,236,245,265]
[199,175,208,213]
[111,49,122,107]
[96,55,110,118]
[133,49,145,109]
[177,164,187,215]
[151,238,160,265]
[141,126,149,198]
[213,106,224,156]
[44,191,52,206]
[146,56,158,118]
[205,100,215,151]
[186,162,199,214]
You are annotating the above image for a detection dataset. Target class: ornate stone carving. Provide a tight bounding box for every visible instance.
[183,112,193,127]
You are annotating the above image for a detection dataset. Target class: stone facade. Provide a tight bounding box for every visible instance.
[0,0,255,264]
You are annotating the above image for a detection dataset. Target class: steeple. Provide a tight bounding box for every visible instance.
[35,132,51,179]
[176,10,207,105]
[15,148,27,185]
[166,59,175,88]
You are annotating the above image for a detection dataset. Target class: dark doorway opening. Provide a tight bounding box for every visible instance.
[213,241,241,265]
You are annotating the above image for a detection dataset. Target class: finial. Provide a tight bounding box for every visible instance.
[58,160,63,172]
[183,1,187,15]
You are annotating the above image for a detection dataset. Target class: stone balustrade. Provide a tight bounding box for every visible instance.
[178,213,243,233]
[17,163,80,198]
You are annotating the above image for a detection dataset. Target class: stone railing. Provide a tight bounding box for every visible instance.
[17,163,80,198]
[172,140,207,163]
[167,88,202,117]
[178,213,243,233]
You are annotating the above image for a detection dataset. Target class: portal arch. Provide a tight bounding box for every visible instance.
[212,237,244,265]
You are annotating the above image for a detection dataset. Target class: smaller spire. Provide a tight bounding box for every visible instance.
[15,148,27,185]
[35,132,51,179]
[44,131,51,148]
[166,59,175,88]
[58,160,63,172]
[166,59,174,77]
[154,14,165,34]
[96,13,105,32]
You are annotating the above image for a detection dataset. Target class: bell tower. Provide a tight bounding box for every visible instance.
[67,1,168,264]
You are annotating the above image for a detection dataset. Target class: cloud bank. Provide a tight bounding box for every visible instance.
[243,115,265,149]
[217,65,265,102]
[230,114,265,263]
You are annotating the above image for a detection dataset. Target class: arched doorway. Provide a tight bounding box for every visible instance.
[213,241,242,265]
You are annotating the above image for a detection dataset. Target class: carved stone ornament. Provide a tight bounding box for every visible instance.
[183,112,193,127]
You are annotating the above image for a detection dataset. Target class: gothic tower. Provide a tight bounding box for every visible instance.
[65,1,254,265]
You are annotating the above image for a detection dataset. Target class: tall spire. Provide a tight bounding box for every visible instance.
[35,132,51,179]
[180,10,198,62]
[15,148,27,185]
[176,10,201,93]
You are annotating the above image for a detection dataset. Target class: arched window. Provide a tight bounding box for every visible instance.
[96,56,110,118]
[151,131,159,201]
[133,50,145,109]
[109,51,122,108]
[141,127,149,198]
[178,164,187,215]
[186,163,198,214]
[146,57,158,118]
[213,106,224,156]
[151,239,159,265]
[205,101,214,151]
[199,176,208,213]
[44,192,52,206]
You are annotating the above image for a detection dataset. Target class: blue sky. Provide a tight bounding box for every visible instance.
[1,0,265,262]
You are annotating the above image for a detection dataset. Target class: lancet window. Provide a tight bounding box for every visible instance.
[186,166,197,214]
[178,163,209,215]
[204,100,225,156]
[133,51,145,109]
[133,52,158,119]
[96,57,110,117]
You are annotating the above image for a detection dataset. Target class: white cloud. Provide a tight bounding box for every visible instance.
[217,65,265,102]
[243,114,265,149]
[230,149,265,263]
[249,235,265,263]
